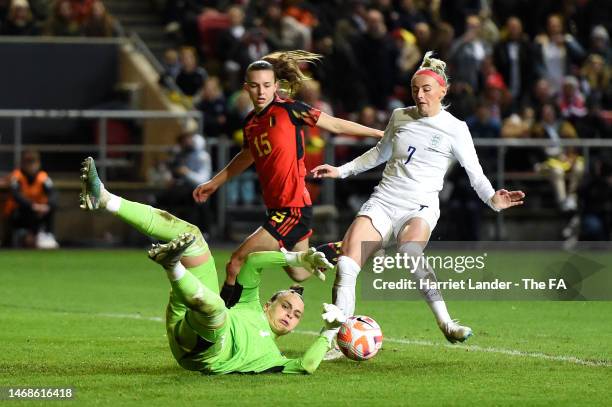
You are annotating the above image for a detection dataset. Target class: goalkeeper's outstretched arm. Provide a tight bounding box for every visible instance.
[281,304,346,374]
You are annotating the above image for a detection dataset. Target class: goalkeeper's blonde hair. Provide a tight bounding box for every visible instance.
[247,50,322,97]
[417,51,449,85]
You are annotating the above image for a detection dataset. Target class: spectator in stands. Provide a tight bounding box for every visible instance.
[82,0,113,37]
[159,48,181,88]
[534,13,586,94]
[557,75,587,125]
[477,3,499,48]
[225,89,256,206]
[501,106,539,171]
[69,0,93,23]
[580,53,612,110]
[311,28,367,113]
[216,4,246,73]
[431,21,455,62]
[233,27,271,72]
[449,14,490,94]
[262,2,310,51]
[445,81,477,120]
[351,8,398,109]
[439,0,483,35]
[531,77,557,110]
[396,0,430,31]
[175,46,208,98]
[298,79,333,203]
[466,100,501,139]
[533,104,584,212]
[392,28,421,86]
[578,159,612,240]
[481,66,511,123]
[501,106,535,139]
[195,76,227,139]
[466,99,500,174]
[493,16,535,109]
[44,0,81,36]
[3,150,58,248]
[2,0,38,36]
[413,21,434,53]
[155,131,212,230]
[588,25,611,63]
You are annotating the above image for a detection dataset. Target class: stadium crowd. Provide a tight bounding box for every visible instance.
[156,1,611,232]
[0,0,115,37]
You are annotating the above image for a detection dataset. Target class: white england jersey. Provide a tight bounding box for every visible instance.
[338,107,497,210]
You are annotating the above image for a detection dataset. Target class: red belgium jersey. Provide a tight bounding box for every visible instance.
[243,96,321,208]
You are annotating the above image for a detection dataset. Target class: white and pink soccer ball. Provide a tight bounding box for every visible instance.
[337,315,383,361]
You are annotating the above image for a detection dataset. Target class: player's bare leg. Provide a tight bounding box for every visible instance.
[325,216,383,360]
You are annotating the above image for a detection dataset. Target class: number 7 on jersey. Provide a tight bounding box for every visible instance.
[405,146,416,164]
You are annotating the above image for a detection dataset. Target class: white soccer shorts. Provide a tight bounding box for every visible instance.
[356,196,440,245]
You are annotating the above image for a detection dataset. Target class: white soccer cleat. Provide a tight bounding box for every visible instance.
[148,233,195,270]
[441,320,473,344]
[323,339,345,361]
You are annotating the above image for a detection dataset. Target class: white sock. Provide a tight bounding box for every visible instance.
[333,255,360,317]
[105,193,121,213]
[167,261,186,282]
[429,301,452,327]
[398,242,449,326]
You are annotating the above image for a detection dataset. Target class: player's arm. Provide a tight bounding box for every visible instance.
[316,112,384,138]
[281,304,346,374]
[193,147,254,203]
[453,123,525,211]
[311,110,396,179]
[237,250,333,305]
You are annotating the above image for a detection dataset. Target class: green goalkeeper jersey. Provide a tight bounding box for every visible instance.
[186,252,330,375]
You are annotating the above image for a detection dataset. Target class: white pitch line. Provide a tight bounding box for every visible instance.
[296,330,611,367]
[92,312,611,368]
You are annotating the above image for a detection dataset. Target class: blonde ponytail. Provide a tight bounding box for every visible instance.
[417,51,449,85]
[262,50,322,96]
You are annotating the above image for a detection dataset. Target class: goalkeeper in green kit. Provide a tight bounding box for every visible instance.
[79,157,345,374]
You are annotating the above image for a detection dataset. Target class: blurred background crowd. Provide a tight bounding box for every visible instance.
[0,0,115,36]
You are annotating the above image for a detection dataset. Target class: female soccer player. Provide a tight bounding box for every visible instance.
[312,52,526,352]
[192,51,383,306]
[80,157,345,374]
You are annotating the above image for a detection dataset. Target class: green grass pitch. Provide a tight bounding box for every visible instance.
[1,249,610,406]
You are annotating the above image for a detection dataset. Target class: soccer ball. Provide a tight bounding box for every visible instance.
[337,315,383,361]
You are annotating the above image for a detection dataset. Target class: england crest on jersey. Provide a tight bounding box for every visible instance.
[431,134,441,148]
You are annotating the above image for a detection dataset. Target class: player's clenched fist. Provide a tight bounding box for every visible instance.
[192,180,219,203]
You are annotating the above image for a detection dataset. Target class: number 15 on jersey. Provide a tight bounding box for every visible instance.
[253,132,272,157]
